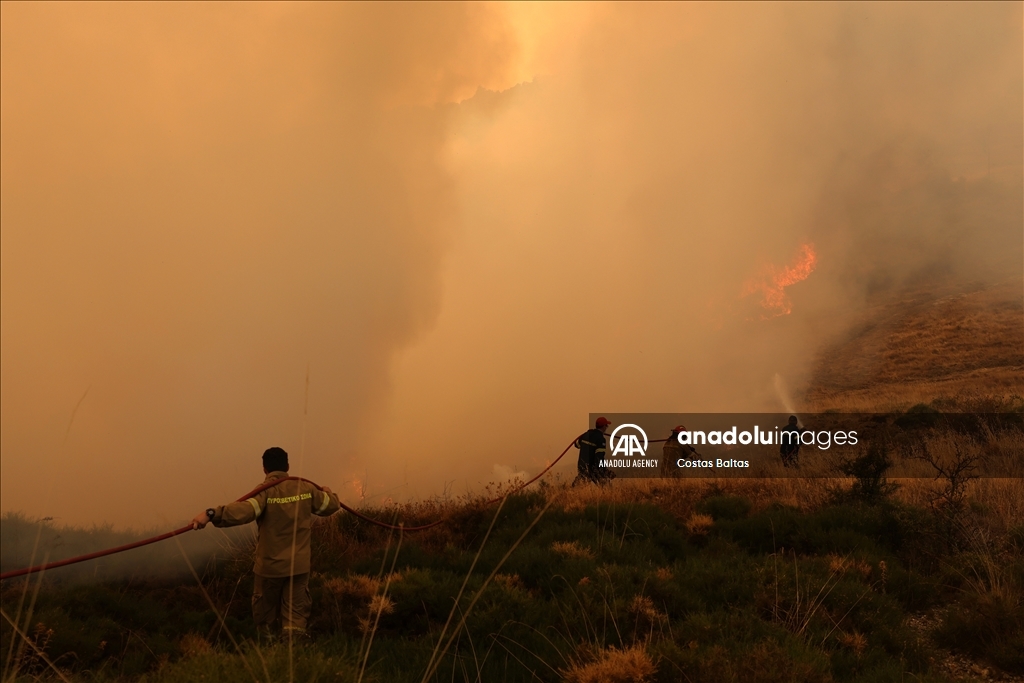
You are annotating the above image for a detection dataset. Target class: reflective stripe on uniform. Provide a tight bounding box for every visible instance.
[247,498,262,518]
[317,491,331,513]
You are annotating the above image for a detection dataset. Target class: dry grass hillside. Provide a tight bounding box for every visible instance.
[806,278,1024,411]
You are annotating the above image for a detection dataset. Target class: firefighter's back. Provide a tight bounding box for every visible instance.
[255,477,319,577]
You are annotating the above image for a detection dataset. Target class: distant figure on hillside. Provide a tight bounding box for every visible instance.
[780,415,803,467]
[573,417,615,486]
[191,447,340,641]
[661,425,696,478]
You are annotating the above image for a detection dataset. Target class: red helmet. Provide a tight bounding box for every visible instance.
[595,417,610,428]
[672,425,686,433]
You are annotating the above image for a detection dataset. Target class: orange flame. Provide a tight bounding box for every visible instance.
[742,243,817,318]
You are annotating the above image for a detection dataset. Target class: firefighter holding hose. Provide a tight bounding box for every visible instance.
[573,417,615,486]
[780,415,803,467]
[191,447,340,641]
[661,425,696,478]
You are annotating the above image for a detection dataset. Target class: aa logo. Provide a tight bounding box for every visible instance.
[609,424,648,458]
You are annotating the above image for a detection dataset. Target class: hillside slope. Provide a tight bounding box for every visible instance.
[806,279,1024,411]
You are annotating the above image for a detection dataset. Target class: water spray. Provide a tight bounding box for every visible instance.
[773,373,802,427]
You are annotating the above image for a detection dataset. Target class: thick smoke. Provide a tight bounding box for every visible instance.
[0,513,255,583]
[365,3,1022,498]
[2,4,1020,525]
[1,3,523,524]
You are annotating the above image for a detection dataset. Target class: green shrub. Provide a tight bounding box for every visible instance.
[139,639,363,683]
[838,442,898,502]
[936,591,1024,673]
[3,488,1014,682]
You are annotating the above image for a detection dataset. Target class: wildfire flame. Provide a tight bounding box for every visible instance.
[742,243,817,318]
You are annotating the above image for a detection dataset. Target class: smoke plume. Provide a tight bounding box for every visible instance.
[2,4,1020,525]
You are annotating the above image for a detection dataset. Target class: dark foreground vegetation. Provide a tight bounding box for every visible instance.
[3,452,1023,683]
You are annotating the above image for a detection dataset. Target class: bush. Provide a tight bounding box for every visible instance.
[4,486,1018,682]
[838,442,897,502]
[562,644,656,683]
[936,590,1024,673]
[696,495,752,521]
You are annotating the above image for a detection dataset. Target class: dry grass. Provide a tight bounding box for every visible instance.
[895,477,1024,531]
[541,468,1024,544]
[557,476,830,517]
[553,477,834,522]
[319,571,404,637]
[826,554,873,581]
[359,594,396,634]
[806,279,1023,412]
[492,573,524,591]
[807,372,1023,413]
[628,595,666,635]
[322,574,381,602]
[838,630,868,656]
[560,644,657,683]
[551,541,595,559]
[684,513,714,537]
[177,633,212,658]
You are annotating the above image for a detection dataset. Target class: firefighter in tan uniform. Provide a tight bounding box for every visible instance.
[661,425,684,478]
[191,447,340,639]
[661,425,697,478]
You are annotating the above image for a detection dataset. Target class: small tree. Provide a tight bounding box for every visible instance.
[839,440,898,502]
[915,436,982,547]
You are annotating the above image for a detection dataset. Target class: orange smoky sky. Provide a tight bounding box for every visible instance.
[2,3,1021,525]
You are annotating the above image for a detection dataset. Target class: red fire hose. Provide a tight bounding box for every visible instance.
[0,433,593,581]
